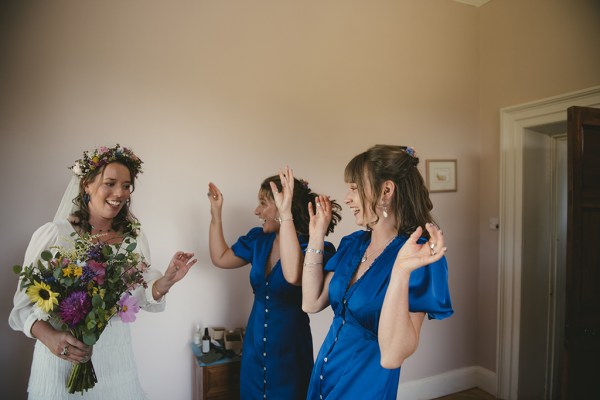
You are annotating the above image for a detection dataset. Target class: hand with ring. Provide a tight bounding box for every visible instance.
[31,320,93,364]
[393,223,447,274]
[164,251,197,283]
[309,195,333,238]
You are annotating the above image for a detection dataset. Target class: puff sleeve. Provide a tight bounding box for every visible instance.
[408,256,454,320]
[231,227,263,262]
[9,222,61,338]
[136,229,167,312]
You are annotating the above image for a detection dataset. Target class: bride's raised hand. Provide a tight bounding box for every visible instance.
[270,165,294,218]
[308,195,332,238]
[393,223,447,274]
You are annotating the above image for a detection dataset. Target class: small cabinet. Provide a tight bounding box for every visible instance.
[192,353,240,400]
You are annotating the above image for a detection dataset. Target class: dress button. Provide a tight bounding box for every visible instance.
[266,282,269,286]
[263,337,267,342]
[320,375,323,380]
[264,366,267,371]
[263,352,267,357]
[324,357,328,362]
[264,323,268,327]
[265,309,269,313]
[266,295,270,300]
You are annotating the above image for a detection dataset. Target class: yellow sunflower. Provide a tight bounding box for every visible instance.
[26,281,59,313]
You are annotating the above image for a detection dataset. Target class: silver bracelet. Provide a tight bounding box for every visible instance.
[303,261,323,267]
[306,248,324,254]
[276,217,294,223]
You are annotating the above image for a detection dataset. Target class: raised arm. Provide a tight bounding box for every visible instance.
[207,182,247,269]
[271,166,303,285]
[378,224,447,369]
[302,195,334,313]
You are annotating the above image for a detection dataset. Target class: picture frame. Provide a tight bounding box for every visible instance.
[426,159,457,192]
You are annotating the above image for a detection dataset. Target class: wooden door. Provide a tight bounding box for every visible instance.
[565,106,600,399]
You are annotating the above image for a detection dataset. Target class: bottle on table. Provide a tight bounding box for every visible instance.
[202,327,211,353]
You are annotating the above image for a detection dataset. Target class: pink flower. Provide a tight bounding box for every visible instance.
[99,146,109,154]
[118,294,140,323]
[88,260,106,285]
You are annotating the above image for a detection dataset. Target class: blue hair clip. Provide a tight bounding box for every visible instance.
[405,146,416,157]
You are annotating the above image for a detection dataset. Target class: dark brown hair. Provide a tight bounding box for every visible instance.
[259,175,342,236]
[344,144,435,237]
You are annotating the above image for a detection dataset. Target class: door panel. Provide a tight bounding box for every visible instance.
[565,106,600,399]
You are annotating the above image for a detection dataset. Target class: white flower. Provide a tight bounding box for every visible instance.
[72,161,83,177]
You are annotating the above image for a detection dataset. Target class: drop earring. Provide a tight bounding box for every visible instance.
[83,193,90,205]
[382,204,388,219]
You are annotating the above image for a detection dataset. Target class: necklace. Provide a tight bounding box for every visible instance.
[360,235,396,263]
[90,224,113,233]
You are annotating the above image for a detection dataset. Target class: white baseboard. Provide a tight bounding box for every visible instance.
[397,366,497,400]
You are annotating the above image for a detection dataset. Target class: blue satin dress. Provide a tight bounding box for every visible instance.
[307,230,453,400]
[232,227,336,400]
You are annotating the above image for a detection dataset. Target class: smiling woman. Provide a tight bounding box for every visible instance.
[8,144,197,399]
[205,167,341,400]
[301,144,453,399]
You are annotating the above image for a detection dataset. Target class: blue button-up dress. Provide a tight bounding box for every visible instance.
[307,230,453,399]
[232,227,336,400]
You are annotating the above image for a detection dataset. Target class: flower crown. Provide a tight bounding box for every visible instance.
[70,144,143,180]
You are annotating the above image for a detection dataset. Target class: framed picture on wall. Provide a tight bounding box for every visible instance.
[426,159,457,192]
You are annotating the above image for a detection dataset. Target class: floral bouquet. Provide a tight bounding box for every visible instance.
[13,231,148,394]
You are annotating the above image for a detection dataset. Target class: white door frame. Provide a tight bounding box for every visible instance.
[497,85,600,400]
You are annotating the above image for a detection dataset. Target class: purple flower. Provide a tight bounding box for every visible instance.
[86,243,104,262]
[118,294,140,323]
[59,290,91,327]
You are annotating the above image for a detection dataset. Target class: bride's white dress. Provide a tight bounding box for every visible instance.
[9,220,165,400]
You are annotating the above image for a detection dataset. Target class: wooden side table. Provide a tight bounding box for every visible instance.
[191,344,241,400]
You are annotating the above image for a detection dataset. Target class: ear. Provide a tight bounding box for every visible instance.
[382,180,395,200]
[84,180,92,195]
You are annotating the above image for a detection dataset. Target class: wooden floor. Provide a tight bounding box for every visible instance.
[432,387,496,400]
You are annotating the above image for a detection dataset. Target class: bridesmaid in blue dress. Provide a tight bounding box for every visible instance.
[302,145,453,399]
[207,166,342,400]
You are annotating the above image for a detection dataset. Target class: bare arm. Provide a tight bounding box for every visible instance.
[207,182,248,269]
[302,195,334,313]
[271,166,303,285]
[378,224,447,368]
